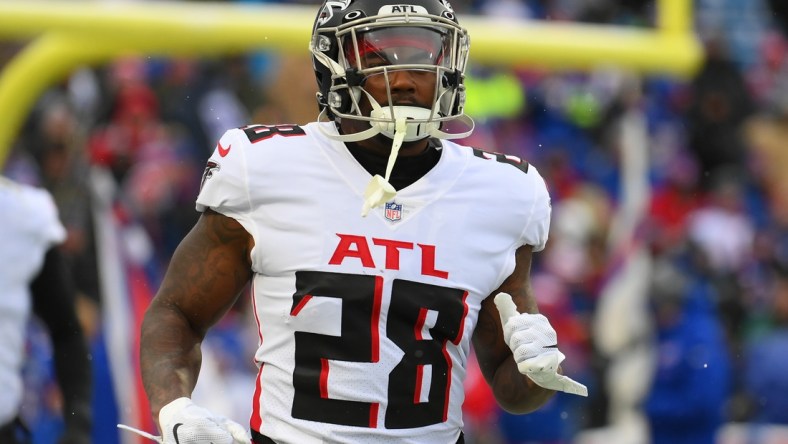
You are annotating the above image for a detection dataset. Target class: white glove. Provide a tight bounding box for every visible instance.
[159,397,250,444]
[494,292,588,397]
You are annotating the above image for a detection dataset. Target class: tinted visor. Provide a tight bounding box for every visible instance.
[344,27,451,70]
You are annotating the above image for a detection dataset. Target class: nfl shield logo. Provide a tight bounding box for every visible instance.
[384,201,402,222]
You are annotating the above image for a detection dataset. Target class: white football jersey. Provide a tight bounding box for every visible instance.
[0,177,66,425]
[196,122,550,443]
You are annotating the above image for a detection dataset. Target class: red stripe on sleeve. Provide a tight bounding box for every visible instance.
[251,363,264,431]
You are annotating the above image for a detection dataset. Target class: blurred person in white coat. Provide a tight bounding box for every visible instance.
[0,176,92,444]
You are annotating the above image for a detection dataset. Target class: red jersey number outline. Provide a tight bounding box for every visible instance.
[287,271,469,429]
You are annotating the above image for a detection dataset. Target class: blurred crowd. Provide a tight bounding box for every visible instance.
[3,0,788,443]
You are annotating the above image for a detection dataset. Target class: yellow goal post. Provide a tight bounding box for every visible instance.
[0,0,702,167]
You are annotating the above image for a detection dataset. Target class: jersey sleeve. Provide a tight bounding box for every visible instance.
[520,165,551,252]
[195,128,252,217]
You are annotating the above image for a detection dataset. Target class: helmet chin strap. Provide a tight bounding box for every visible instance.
[317,86,474,143]
[369,104,436,142]
[316,86,475,217]
[360,116,407,217]
[315,108,405,217]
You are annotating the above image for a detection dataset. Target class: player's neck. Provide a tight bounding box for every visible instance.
[345,139,441,191]
[357,134,430,157]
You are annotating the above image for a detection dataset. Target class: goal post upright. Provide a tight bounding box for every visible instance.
[0,0,701,167]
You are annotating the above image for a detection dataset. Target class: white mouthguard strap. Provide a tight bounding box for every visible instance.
[360,117,406,217]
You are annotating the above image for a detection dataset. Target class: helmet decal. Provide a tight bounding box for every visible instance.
[317,0,352,27]
[378,4,429,15]
[439,0,454,12]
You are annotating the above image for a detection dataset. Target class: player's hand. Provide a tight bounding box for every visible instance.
[494,292,588,397]
[159,397,250,444]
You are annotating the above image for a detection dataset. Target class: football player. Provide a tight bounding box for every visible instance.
[140,0,586,443]
[0,176,92,444]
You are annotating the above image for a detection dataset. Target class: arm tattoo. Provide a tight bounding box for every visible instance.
[141,210,252,416]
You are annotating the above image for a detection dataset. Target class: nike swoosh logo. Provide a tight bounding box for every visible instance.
[173,423,183,444]
[218,141,231,157]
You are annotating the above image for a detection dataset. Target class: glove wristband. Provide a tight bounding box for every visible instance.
[159,397,192,428]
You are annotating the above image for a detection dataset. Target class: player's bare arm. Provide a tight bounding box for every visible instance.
[472,244,557,413]
[141,209,253,420]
